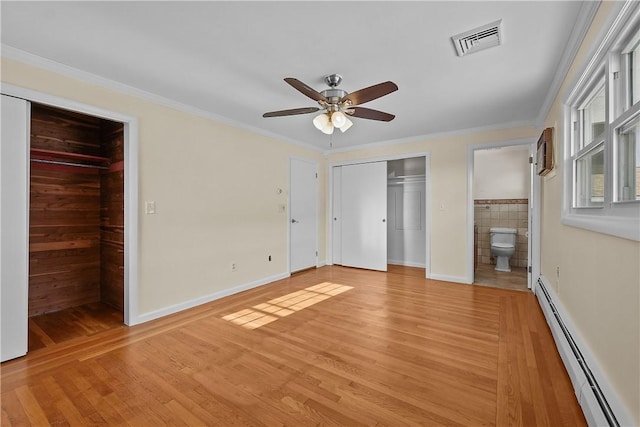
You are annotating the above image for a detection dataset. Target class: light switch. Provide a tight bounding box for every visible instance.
[145,201,156,214]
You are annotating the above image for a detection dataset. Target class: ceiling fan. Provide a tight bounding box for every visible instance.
[263,74,398,134]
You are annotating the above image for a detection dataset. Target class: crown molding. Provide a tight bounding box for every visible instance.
[324,119,535,156]
[535,0,601,128]
[1,45,323,153]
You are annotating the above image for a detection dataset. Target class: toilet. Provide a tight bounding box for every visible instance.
[490,227,517,272]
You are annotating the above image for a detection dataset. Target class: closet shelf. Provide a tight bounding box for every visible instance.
[30,148,109,164]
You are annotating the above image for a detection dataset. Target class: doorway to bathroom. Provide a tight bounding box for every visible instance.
[470,142,538,291]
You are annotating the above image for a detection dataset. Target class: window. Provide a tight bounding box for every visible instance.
[628,39,640,105]
[576,143,605,207]
[564,3,640,241]
[570,77,606,208]
[580,83,606,150]
[615,115,640,201]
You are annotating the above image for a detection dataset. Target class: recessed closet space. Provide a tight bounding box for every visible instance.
[28,103,125,350]
[387,158,426,268]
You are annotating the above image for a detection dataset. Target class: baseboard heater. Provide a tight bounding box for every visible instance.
[536,277,620,427]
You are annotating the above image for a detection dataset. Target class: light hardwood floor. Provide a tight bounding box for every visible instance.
[28,303,124,351]
[1,266,585,426]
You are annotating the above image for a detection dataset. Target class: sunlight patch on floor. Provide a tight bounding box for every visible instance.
[222,282,353,329]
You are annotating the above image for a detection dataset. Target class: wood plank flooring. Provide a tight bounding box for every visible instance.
[1,266,586,426]
[28,302,124,351]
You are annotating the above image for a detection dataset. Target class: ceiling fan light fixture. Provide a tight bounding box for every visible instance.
[313,113,330,131]
[264,75,397,138]
[321,121,334,134]
[331,111,347,128]
[339,117,353,133]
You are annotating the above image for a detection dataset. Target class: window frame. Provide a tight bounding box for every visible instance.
[562,2,640,241]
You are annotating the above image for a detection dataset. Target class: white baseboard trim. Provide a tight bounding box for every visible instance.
[427,273,472,284]
[132,272,290,326]
[535,275,634,427]
[388,260,426,268]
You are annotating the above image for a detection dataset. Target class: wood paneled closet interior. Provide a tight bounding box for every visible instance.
[29,103,124,318]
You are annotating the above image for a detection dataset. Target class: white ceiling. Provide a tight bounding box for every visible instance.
[1,1,589,151]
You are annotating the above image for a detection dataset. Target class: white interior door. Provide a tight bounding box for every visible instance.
[290,158,317,272]
[341,161,387,271]
[1,95,30,362]
[528,145,535,289]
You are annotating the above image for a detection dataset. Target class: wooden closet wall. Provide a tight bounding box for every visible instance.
[29,104,124,316]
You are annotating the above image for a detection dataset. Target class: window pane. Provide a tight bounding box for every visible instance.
[616,116,640,201]
[575,144,605,207]
[581,85,606,148]
[632,44,640,105]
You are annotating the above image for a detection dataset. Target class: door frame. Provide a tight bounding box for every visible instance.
[328,152,431,278]
[288,156,318,274]
[467,138,541,291]
[1,83,139,325]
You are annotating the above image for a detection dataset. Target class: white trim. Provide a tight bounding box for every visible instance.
[388,260,426,268]
[1,45,322,154]
[563,1,633,106]
[428,273,471,285]
[328,153,431,278]
[529,145,541,292]
[535,1,601,128]
[2,45,538,157]
[466,137,538,287]
[535,275,635,426]
[1,82,140,326]
[135,272,290,325]
[324,119,534,156]
[561,213,640,241]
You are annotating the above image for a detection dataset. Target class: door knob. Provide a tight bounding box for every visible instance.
[382,219,386,222]
[291,219,299,223]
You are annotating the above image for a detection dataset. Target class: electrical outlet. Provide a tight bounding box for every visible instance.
[231,263,237,272]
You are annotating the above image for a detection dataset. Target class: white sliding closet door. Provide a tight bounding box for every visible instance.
[1,95,30,362]
[332,166,342,265]
[341,161,387,271]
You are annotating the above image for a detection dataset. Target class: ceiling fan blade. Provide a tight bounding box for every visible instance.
[348,107,395,122]
[263,107,320,118]
[284,78,328,103]
[342,81,398,106]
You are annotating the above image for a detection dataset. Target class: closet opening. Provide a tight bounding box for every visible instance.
[331,154,429,277]
[28,103,125,350]
[387,158,426,271]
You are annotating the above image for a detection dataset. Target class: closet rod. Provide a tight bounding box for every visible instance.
[31,158,109,170]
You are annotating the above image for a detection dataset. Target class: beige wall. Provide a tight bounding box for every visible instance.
[540,1,640,422]
[327,127,538,280]
[1,58,327,317]
[474,145,530,200]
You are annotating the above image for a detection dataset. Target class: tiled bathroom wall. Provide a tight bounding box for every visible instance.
[474,199,528,268]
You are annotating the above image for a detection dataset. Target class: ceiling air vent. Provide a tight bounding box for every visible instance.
[451,20,503,57]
